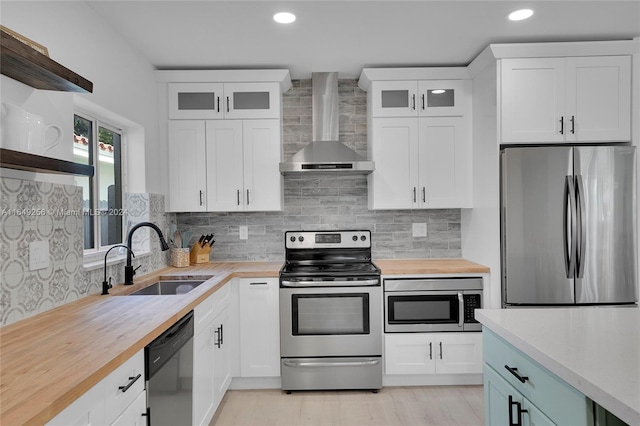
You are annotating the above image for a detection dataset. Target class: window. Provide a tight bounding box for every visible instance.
[73,113,124,251]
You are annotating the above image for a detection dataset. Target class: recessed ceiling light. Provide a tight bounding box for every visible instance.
[507,8,534,21]
[274,12,296,24]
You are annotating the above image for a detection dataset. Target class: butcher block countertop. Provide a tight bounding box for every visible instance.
[0,258,487,425]
[375,258,490,275]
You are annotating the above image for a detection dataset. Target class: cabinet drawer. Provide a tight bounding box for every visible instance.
[103,351,145,426]
[211,282,231,317]
[195,283,231,335]
[483,329,591,425]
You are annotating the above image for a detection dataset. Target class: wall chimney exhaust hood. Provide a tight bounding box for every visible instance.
[279,72,374,174]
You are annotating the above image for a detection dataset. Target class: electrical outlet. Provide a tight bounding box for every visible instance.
[29,241,49,271]
[412,223,427,237]
[239,225,248,240]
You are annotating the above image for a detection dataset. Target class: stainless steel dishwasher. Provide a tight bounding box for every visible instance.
[145,311,194,426]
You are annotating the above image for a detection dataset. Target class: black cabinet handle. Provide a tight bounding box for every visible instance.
[227,96,230,113]
[119,374,141,393]
[214,326,222,348]
[570,115,575,134]
[505,365,529,383]
[411,94,416,110]
[428,342,432,360]
[508,395,528,426]
[439,341,443,359]
[560,116,564,135]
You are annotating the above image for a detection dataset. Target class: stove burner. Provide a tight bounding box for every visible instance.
[281,230,380,286]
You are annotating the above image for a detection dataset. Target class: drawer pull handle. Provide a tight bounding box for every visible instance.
[505,365,529,383]
[119,373,141,393]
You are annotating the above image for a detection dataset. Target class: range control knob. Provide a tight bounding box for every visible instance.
[352,235,358,241]
[298,236,304,242]
[361,235,367,241]
[289,236,296,242]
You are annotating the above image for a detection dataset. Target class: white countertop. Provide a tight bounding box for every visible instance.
[476,306,640,425]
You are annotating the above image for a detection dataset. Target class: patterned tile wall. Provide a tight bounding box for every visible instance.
[176,79,462,261]
[0,177,171,326]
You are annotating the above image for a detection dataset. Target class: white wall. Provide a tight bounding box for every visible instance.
[0,1,161,193]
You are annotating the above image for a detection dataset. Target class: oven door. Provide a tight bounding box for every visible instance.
[385,290,467,332]
[280,286,382,357]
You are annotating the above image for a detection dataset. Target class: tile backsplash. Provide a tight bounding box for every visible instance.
[176,79,462,261]
[0,176,171,326]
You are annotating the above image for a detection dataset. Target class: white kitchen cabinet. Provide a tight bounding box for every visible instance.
[483,328,593,425]
[501,55,631,143]
[169,82,280,120]
[110,391,147,426]
[368,116,471,209]
[370,80,467,117]
[193,319,215,426]
[168,118,282,212]
[47,350,146,426]
[385,332,482,375]
[238,278,280,377]
[167,120,207,212]
[212,306,232,408]
[206,119,282,211]
[193,287,233,426]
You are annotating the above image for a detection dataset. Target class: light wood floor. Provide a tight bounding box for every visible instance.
[211,386,484,426]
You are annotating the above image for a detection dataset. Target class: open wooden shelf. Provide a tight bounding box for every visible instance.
[1,29,93,93]
[0,148,94,176]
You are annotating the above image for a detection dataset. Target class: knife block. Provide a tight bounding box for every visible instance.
[190,244,210,264]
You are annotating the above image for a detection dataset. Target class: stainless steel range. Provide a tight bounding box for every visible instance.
[279,230,382,392]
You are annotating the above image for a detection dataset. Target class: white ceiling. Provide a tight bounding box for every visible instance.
[87,0,640,79]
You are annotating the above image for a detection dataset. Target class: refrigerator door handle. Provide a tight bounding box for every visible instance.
[563,176,577,278]
[576,175,586,278]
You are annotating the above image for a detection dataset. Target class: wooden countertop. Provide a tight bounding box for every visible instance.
[0,258,488,425]
[375,258,490,275]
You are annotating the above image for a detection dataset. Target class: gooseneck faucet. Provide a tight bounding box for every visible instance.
[102,244,135,294]
[124,221,171,285]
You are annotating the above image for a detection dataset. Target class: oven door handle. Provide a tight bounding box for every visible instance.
[283,359,380,368]
[281,279,379,287]
[458,292,464,328]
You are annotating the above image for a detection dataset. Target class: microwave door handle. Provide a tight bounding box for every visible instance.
[458,292,464,328]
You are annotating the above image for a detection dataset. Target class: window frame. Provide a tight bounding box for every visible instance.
[74,109,128,265]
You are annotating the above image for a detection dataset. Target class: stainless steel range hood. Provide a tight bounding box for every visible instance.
[279,72,374,174]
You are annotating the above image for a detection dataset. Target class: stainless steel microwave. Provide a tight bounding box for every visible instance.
[384,278,483,332]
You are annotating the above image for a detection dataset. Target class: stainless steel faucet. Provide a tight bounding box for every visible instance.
[124,221,170,284]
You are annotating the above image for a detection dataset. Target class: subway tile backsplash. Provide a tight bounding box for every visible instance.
[175,79,462,261]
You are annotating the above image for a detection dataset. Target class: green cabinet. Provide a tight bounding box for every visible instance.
[483,329,594,425]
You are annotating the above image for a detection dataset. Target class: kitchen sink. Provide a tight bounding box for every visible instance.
[128,280,205,295]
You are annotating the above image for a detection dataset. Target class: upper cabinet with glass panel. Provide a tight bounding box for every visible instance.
[169,82,280,120]
[370,80,467,117]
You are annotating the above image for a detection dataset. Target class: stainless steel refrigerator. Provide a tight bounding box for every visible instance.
[501,145,637,307]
